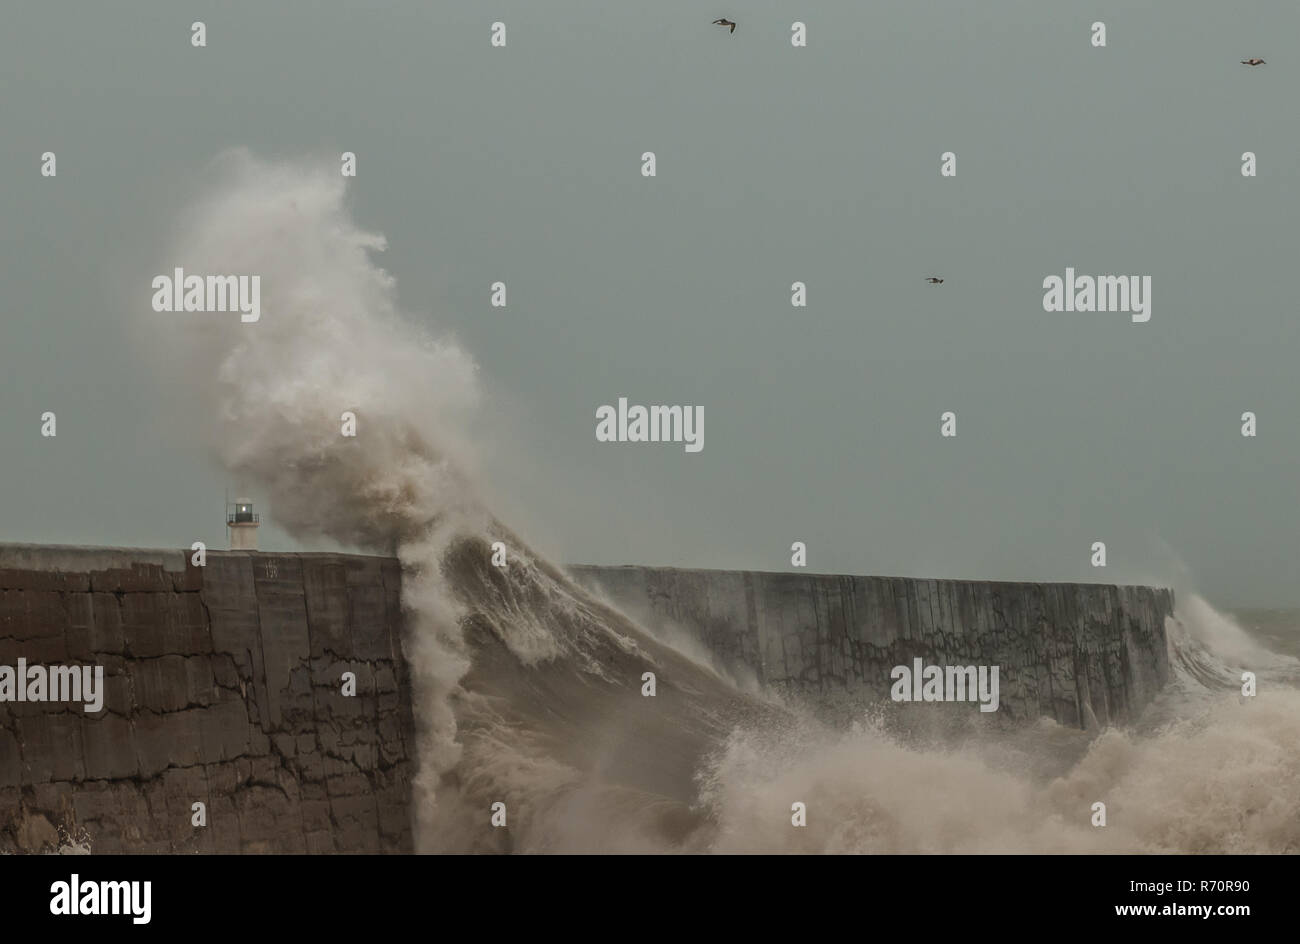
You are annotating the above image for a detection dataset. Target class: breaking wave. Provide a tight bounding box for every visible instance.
[151,152,1300,853]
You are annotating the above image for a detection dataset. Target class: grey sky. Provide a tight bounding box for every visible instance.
[1,1,1296,606]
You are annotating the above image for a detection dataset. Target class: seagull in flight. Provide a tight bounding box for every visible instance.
[925,277,944,284]
[713,18,737,33]
[1241,58,1266,66]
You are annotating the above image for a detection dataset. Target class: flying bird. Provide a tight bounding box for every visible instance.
[1241,58,1266,66]
[713,18,736,33]
[925,277,944,284]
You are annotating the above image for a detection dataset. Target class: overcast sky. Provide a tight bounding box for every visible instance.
[1,1,1296,606]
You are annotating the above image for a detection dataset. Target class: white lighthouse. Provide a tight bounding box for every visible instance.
[227,497,259,551]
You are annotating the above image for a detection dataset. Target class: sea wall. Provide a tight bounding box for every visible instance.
[0,545,1177,853]
[569,566,1175,728]
[0,545,415,854]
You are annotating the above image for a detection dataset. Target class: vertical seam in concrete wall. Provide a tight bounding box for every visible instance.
[299,560,320,848]
[743,571,762,684]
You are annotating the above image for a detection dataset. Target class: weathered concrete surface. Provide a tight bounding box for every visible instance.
[0,545,414,854]
[568,566,1175,728]
[0,543,1177,852]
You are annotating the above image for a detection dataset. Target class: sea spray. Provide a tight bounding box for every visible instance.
[696,596,1300,853]
[150,149,488,841]
[147,151,770,852]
